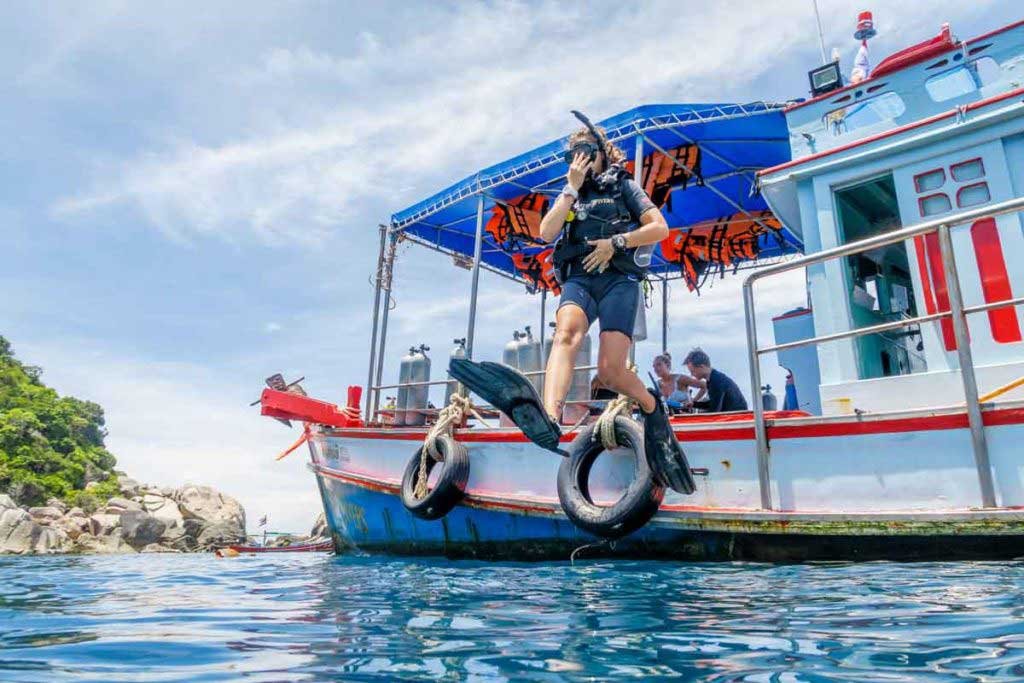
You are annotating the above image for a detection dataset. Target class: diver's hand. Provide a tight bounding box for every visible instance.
[567,152,594,192]
[583,238,614,273]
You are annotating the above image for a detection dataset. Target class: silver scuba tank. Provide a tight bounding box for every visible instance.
[404,344,431,427]
[517,325,543,394]
[761,384,778,412]
[543,322,592,424]
[395,347,416,427]
[502,331,522,368]
[444,338,467,407]
[499,330,522,427]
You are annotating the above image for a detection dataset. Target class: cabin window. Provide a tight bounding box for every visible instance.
[925,57,1000,102]
[957,182,991,208]
[919,193,952,217]
[824,92,906,135]
[914,168,945,193]
[951,158,985,182]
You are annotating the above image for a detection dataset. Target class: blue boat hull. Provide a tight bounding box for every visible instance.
[315,472,1024,562]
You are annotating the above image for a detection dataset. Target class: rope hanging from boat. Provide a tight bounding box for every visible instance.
[414,393,479,498]
[593,364,638,451]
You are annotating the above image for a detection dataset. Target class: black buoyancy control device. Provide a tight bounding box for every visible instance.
[551,110,652,283]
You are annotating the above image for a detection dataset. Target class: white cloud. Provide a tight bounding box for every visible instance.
[50,0,973,246]
[264,322,282,333]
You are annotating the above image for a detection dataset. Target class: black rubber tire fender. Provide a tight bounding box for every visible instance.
[557,416,665,539]
[400,434,470,520]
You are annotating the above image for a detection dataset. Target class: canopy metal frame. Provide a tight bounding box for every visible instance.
[365,102,793,422]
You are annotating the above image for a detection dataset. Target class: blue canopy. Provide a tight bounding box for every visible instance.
[392,102,799,285]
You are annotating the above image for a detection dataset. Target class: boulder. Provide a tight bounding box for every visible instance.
[89,513,122,537]
[0,494,18,511]
[117,475,142,497]
[28,506,65,525]
[0,508,42,554]
[56,514,90,541]
[72,533,136,554]
[66,507,87,519]
[174,485,245,535]
[194,521,245,551]
[46,498,68,514]
[310,512,328,540]
[34,526,70,554]
[104,497,143,515]
[159,526,194,552]
[142,494,184,529]
[120,511,167,549]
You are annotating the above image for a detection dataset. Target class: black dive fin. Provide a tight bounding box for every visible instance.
[449,358,564,454]
[642,388,696,494]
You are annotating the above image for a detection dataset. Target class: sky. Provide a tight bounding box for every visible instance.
[1,1,1017,533]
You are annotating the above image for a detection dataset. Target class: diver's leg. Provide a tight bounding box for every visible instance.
[543,303,589,420]
[596,331,656,413]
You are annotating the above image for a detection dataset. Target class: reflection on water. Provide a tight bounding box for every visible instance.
[2,554,1024,681]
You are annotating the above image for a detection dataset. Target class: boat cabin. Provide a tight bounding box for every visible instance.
[759,20,1024,415]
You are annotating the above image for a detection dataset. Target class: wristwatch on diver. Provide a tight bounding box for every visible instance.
[611,234,628,252]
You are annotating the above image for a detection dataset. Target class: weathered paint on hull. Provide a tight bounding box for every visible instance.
[316,472,1024,562]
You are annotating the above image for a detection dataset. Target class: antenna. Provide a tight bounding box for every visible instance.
[811,0,828,63]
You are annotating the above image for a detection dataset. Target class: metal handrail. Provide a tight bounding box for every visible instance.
[743,196,1024,512]
[371,364,598,392]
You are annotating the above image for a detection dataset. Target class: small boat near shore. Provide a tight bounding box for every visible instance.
[216,540,334,557]
[259,16,1024,561]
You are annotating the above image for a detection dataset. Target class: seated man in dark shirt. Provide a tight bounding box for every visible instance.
[682,348,748,412]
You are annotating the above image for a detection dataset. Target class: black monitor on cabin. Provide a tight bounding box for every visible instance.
[809,61,843,97]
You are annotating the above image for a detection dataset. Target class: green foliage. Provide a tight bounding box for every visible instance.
[0,335,118,507]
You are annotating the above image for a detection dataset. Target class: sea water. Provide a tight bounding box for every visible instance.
[2,554,1024,681]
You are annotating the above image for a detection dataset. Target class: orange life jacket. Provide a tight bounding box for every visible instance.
[485,193,549,248]
[659,211,781,291]
[625,143,702,211]
[512,248,561,295]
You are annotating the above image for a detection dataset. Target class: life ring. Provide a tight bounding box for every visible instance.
[401,434,470,520]
[556,416,664,539]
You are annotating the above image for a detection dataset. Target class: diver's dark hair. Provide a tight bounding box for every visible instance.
[654,352,672,367]
[683,347,710,367]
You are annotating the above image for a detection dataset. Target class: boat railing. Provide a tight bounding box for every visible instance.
[743,196,1024,511]
[369,364,601,419]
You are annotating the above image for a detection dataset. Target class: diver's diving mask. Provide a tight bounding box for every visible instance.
[563,141,600,166]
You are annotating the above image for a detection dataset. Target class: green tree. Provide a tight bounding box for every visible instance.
[0,335,119,506]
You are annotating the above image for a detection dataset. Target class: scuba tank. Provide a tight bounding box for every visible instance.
[761,384,778,412]
[395,348,416,427]
[404,344,431,427]
[517,326,543,394]
[444,338,467,407]
[502,330,522,368]
[543,322,592,424]
[500,330,522,427]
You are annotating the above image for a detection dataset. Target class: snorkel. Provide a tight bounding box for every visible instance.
[563,110,610,174]
[570,110,609,166]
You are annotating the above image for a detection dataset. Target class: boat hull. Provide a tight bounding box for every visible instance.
[316,471,1024,561]
[308,404,1024,561]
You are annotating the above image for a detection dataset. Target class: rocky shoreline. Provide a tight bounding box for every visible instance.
[0,475,246,555]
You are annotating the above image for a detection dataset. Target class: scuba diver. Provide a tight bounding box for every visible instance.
[450,111,695,495]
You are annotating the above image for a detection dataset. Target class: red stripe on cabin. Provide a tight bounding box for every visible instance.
[914,236,939,316]
[924,232,959,351]
[971,217,1022,343]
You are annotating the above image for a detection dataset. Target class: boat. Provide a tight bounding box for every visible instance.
[258,16,1024,561]
[215,540,334,556]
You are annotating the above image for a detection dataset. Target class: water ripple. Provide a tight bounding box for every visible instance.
[2,555,1024,680]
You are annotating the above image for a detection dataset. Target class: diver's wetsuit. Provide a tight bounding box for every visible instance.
[556,168,657,336]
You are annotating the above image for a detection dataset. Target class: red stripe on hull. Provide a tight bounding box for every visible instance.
[323,407,1024,444]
